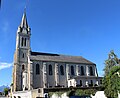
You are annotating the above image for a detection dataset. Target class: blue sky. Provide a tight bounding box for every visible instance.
[0,0,120,86]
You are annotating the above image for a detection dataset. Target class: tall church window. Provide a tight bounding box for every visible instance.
[22,53,24,58]
[24,38,27,46]
[49,64,52,75]
[60,65,64,75]
[71,66,74,75]
[90,80,93,86]
[80,80,82,86]
[70,81,72,86]
[21,37,24,46]
[22,65,25,71]
[36,64,40,75]
[89,66,93,76]
[81,66,84,75]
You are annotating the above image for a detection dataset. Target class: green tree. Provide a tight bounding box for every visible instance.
[103,50,120,98]
[103,66,120,98]
[3,87,9,96]
[104,50,119,75]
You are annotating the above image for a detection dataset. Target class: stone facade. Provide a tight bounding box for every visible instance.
[12,11,102,94]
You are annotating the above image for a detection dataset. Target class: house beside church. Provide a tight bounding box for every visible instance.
[11,11,102,98]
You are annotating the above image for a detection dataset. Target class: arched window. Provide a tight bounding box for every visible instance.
[60,65,64,75]
[70,81,72,86]
[80,80,82,86]
[24,38,26,46]
[71,66,74,75]
[49,64,52,75]
[89,66,93,76]
[36,64,40,75]
[22,53,24,58]
[90,80,93,86]
[21,37,24,46]
[81,66,84,75]
[22,65,25,71]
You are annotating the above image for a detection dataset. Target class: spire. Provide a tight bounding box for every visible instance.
[20,9,28,28]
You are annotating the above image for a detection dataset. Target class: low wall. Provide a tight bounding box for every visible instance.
[11,88,44,98]
[12,90,32,98]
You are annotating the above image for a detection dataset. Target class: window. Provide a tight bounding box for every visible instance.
[90,80,93,86]
[80,80,82,86]
[36,64,40,75]
[89,66,93,76]
[38,89,41,93]
[71,66,74,75]
[22,53,24,58]
[21,37,27,47]
[81,66,84,75]
[49,64,52,75]
[70,81,72,86]
[60,65,64,75]
[21,37,24,46]
[22,65,25,71]
[24,38,27,46]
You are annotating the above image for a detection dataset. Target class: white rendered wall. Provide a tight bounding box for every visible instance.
[12,91,32,98]
[51,91,108,98]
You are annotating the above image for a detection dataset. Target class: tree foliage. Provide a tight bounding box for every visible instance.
[75,89,96,96]
[3,87,9,96]
[103,50,120,98]
[103,66,120,98]
[104,50,119,76]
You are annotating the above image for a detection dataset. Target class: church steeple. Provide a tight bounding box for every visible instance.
[20,9,28,28]
[16,9,31,49]
[13,9,31,91]
[17,9,31,34]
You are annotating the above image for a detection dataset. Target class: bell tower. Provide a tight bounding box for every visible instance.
[12,10,31,91]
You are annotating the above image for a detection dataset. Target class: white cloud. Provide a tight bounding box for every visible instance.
[0,62,13,70]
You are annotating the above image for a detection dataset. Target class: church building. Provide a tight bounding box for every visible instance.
[11,11,102,97]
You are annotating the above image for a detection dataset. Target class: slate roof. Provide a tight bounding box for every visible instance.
[30,51,95,65]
